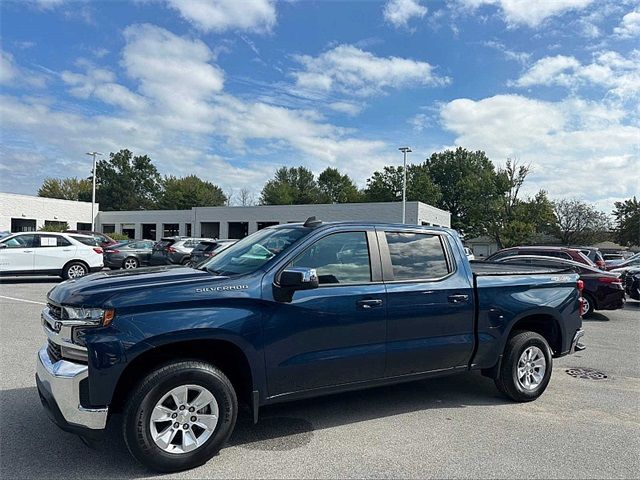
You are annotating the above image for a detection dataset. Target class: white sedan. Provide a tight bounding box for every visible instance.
[0,232,104,279]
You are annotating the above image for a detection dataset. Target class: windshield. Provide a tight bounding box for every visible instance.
[203,227,311,276]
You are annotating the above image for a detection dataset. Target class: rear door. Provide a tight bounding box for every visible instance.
[0,234,36,273]
[33,234,76,271]
[379,228,475,376]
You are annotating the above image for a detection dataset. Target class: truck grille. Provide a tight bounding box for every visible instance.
[47,303,62,320]
[47,339,62,363]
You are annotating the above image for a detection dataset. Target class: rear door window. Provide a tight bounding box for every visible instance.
[385,232,450,281]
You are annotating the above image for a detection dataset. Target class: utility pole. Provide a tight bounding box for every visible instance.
[86,151,103,230]
[398,147,412,223]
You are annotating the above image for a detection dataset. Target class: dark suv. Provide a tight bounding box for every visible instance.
[149,237,214,265]
[188,239,235,266]
[485,246,595,267]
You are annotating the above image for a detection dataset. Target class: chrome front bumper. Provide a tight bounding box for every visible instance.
[36,346,108,430]
[570,328,585,354]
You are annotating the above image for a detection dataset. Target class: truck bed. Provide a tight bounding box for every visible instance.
[470,260,569,276]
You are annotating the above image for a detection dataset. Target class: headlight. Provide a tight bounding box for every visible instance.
[62,306,115,326]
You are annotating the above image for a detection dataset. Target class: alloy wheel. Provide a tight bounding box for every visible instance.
[517,346,546,391]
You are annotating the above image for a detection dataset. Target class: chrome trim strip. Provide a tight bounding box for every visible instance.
[41,308,87,358]
[36,347,107,430]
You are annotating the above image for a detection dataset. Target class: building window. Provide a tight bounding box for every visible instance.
[102,224,116,234]
[142,224,156,241]
[10,218,36,232]
[257,222,279,230]
[201,222,220,238]
[76,222,92,231]
[122,228,135,239]
[185,223,192,236]
[228,222,249,239]
[163,223,180,237]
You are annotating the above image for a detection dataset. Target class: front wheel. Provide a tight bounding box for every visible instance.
[494,331,552,402]
[123,361,237,472]
[123,257,139,269]
[62,261,88,280]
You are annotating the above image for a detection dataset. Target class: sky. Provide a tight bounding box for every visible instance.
[0,0,638,214]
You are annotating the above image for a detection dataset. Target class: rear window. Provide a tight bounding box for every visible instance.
[385,232,450,281]
[192,242,213,253]
[71,235,99,246]
[154,240,176,250]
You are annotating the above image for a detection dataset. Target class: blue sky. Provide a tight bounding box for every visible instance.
[1,0,638,213]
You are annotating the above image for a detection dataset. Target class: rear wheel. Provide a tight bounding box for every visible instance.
[581,293,595,317]
[123,257,139,270]
[62,261,88,280]
[123,361,237,472]
[495,331,552,402]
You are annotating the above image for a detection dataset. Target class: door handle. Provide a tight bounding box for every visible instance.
[357,299,383,309]
[23,250,34,253]
[62,249,72,251]
[448,294,469,304]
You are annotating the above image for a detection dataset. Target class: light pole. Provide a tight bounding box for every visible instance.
[398,147,412,223]
[86,152,103,230]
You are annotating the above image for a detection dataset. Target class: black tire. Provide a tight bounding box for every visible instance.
[582,293,595,317]
[123,361,237,472]
[62,261,88,280]
[122,257,139,269]
[181,257,190,265]
[494,331,553,402]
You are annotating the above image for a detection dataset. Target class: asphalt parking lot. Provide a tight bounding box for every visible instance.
[1,278,639,479]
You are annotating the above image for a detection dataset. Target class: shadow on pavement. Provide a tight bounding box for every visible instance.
[0,277,62,284]
[1,372,508,478]
[582,312,611,322]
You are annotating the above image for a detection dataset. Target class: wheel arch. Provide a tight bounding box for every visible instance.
[110,337,259,414]
[62,259,89,276]
[505,311,563,356]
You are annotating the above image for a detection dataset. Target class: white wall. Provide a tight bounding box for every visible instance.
[0,193,97,232]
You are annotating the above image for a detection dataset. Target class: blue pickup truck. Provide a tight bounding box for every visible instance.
[36,219,585,472]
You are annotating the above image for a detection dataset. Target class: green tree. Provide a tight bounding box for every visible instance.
[38,177,92,202]
[613,197,640,246]
[364,164,440,205]
[96,149,162,211]
[424,147,504,237]
[317,167,361,203]
[157,175,227,210]
[553,199,611,245]
[260,166,321,205]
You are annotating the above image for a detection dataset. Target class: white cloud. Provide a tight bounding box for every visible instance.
[166,0,276,33]
[328,101,363,116]
[513,50,640,99]
[383,0,427,28]
[440,94,639,208]
[458,0,593,27]
[0,51,17,84]
[614,10,640,38]
[30,0,66,9]
[292,44,448,97]
[0,49,47,87]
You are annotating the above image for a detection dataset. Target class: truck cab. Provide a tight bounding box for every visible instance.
[36,219,584,472]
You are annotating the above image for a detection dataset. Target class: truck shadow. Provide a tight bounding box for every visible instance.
[0,373,508,478]
[582,312,611,322]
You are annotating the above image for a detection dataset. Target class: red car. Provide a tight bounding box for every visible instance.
[65,230,118,248]
[485,246,596,267]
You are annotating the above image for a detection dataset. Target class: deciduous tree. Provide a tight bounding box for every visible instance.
[317,167,361,203]
[613,197,640,246]
[38,177,92,202]
[157,175,226,210]
[260,167,320,205]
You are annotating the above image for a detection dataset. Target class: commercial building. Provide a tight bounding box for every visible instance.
[97,201,451,240]
[0,192,97,233]
[0,193,451,240]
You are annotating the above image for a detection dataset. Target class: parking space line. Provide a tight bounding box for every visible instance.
[0,295,46,305]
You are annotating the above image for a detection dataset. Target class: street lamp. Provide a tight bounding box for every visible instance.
[398,147,412,223]
[86,151,103,230]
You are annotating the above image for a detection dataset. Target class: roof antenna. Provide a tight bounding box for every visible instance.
[303,216,322,227]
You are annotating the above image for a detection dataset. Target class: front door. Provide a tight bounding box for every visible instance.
[263,229,387,397]
[0,234,36,273]
[379,228,475,376]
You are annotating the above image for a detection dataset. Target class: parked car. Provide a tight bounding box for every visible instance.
[188,239,236,267]
[0,232,103,279]
[67,234,100,247]
[485,246,595,267]
[104,240,155,270]
[571,246,606,269]
[621,267,640,300]
[607,252,640,272]
[494,255,625,317]
[149,237,214,265]
[463,246,475,261]
[37,219,584,472]
[65,230,118,248]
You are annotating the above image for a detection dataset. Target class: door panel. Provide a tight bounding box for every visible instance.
[263,229,386,396]
[33,235,77,270]
[0,235,36,272]
[380,229,475,376]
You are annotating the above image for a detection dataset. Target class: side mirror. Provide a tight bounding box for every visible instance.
[280,267,319,290]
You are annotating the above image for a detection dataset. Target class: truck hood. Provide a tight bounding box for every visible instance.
[47,266,241,307]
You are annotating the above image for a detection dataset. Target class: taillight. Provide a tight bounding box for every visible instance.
[93,247,103,254]
[577,280,586,316]
[167,246,177,253]
[577,280,584,292]
[598,276,622,285]
[106,249,120,254]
